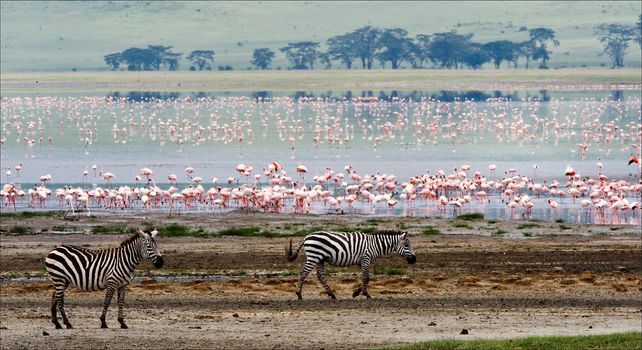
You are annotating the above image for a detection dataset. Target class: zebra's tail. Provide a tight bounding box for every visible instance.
[286,238,305,262]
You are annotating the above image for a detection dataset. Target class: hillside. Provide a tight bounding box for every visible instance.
[1,1,640,71]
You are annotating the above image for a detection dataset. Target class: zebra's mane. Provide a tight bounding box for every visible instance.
[374,229,406,236]
[120,232,143,247]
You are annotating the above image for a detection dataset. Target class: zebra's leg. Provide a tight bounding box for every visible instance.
[116,286,128,329]
[100,285,117,328]
[296,259,316,299]
[316,262,336,299]
[352,257,372,299]
[57,286,73,329]
[50,288,63,329]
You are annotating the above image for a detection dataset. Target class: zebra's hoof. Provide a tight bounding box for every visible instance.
[54,324,62,330]
[352,289,361,298]
[65,324,73,329]
[120,323,128,329]
[329,294,336,300]
[101,323,108,329]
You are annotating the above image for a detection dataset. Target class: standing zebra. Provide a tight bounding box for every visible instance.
[45,229,164,329]
[286,230,416,299]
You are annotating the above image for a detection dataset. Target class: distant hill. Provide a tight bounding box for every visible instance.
[1,1,640,71]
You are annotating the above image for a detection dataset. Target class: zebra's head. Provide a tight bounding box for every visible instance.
[396,232,416,264]
[139,229,164,268]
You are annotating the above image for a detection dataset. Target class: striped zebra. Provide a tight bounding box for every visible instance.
[45,229,164,329]
[286,230,416,299]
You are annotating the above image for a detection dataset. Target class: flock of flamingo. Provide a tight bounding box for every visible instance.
[1,92,640,224]
[1,94,640,157]
[1,159,640,225]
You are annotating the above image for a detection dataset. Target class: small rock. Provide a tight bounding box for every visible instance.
[616,266,629,273]
[42,331,49,336]
[428,322,437,326]
[589,326,593,329]
[264,334,270,337]
[232,313,239,318]
[552,267,564,273]
[188,326,202,329]
[460,329,469,335]
[0,326,7,330]
[360,321,368,324]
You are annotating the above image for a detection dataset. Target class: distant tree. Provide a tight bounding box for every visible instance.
[427,31,474,69]
[376,28,411,69]
[636,15,642,48]
[413,34,431,68]
[594,23,637,68]
[518,40,537,69]
[461,44,491,69]
[120,47,161,71]
[352,26,382,69]
[280,41,320,70]
[187,50,215,70]
[326,33,358,69]
[483,40,519,69]
[319,52,332,69]
[528,27,559,68]
[104,52,123,70]
[251,48,275,70]
[148,45,182,71]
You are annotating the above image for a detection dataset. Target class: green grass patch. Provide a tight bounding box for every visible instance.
[492,229,507,237]
[293,226,325,237]
[383,331,642,350]
[0,211,60,218]
[555,218,565,223]
[216,226,282,238]
[372,266,407,276]
[422,226,441,236]
[523,232,534,237]
[333,225,377,234]
[8,225,29,234]
[456,213,484,221]
[451,222,472,229]
[155,223,208,237]
[559,224,572,230]
[229,269,247,276]
[517,223,541,229]
[92,224,137,234]
[51,226,75,232]
[487,220,497,224]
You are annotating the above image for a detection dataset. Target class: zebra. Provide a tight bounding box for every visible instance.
[45,229,164,329]
[286,229,416,299]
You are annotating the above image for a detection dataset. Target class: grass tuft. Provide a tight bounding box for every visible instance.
[372,266,407,276]
[492,229,507,237]
[456,213,484,221]
[422,226,441,236]
[9,225,30,234]
[0,211,60,218]
[92,224,137,234]
[382,331,642,350]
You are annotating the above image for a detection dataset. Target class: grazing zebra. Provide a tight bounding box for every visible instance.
[286,230,416,299]
[45,229,164,329]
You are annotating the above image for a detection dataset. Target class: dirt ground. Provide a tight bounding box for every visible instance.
[0,213,640,349]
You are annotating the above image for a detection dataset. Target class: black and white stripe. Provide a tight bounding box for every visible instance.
[45,229,163,329]
[286,230,416,299]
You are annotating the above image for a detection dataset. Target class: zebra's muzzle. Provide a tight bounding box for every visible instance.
[406,255,416,264]
[153,256,164,268]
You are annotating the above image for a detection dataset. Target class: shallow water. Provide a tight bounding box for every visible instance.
[1,90,640,224]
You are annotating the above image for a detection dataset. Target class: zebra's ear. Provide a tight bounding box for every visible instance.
[138,229,149,238]
[151,229,158,238]
[401,232,408,239]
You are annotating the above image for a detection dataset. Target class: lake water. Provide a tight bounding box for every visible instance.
[1,90,640,225]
